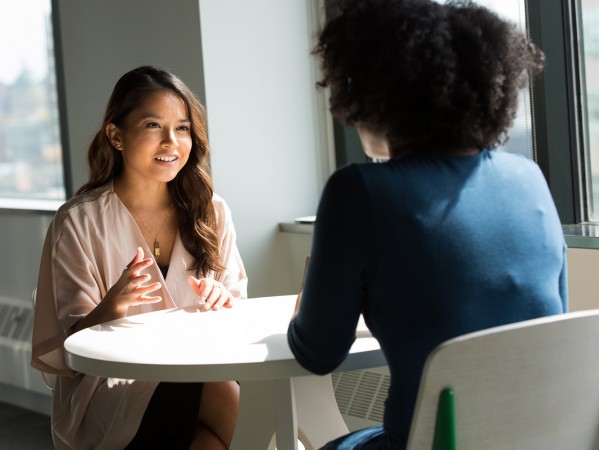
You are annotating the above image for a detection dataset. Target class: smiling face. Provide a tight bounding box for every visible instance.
[106,89,192,188]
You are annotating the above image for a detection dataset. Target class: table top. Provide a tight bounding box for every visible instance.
[64,295,385,382]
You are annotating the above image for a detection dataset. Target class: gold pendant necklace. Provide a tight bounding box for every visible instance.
[138,205,172,257]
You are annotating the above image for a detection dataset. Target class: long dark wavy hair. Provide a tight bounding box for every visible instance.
[315,0,545,156]
[75,65,223,276]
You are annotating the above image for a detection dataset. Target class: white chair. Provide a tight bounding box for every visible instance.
[31,288,57,391]
[407,310,599,450]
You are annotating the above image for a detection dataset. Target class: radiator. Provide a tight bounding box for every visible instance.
[0,295,50,396]
[331,365,390,431]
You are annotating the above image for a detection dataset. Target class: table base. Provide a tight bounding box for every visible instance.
[231,374,349,450]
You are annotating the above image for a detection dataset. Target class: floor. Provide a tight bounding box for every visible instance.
[0,401,54,450]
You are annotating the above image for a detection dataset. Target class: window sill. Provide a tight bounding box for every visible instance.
[278,222,314,234]
[279,216,316,234]
[279,221,599,250]
[563,224,599,249]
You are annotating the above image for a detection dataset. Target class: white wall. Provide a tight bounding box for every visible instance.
[0,212,52,302]
[567,248,599,311]
[198,0,329,296]
[57,0,206,191]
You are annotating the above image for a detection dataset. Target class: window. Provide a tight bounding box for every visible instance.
[579,0,599,221]
[0,0,65,204]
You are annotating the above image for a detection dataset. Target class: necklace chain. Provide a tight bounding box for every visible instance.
[137,205,172,257]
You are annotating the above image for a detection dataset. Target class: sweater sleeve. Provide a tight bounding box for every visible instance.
[288,164,375,374]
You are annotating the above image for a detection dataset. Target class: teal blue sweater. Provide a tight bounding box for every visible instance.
[288,150,567,448]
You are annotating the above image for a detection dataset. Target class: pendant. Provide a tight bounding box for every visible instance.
[154,240,161,256]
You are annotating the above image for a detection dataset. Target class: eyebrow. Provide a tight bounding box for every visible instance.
[138,113,190,123]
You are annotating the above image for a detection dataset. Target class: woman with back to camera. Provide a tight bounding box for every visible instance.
[288,0,568,448]
[31,66,247,450]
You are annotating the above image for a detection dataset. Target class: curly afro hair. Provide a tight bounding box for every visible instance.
[315,0,545,156]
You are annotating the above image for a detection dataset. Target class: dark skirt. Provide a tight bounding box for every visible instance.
[124,382,204,450]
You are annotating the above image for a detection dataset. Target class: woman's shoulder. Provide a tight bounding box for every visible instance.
[328,161,384,184]
[484,150,546,180]
[485,148,538,166]
[53,184,115,227]
[211,192,230,210]
[327,161,399,196]
[211,192,234,223]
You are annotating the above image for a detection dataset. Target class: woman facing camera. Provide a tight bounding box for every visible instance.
[288,0,567,448]
[32,66,247,450]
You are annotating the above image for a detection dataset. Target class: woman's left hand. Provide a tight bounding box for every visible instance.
[187,276,234,311]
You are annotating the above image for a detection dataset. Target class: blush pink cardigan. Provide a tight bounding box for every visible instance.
[32,183,248,450]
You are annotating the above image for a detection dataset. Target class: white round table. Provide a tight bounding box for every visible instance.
[64,295,386,450]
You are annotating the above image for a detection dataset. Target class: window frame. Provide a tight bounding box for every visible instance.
[52,0,72,200]
[528,0,585,224]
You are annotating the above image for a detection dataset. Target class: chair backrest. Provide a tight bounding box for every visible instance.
[407,310,599,450]
[31,288,57,391]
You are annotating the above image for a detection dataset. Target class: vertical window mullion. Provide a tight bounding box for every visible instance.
[51,0,72,199]
[527,0,581,224]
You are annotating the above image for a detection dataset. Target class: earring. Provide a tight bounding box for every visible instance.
[115,143,121,149]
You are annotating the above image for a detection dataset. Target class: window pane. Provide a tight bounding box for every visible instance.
[580,0,599,221]
[0,0,65,201]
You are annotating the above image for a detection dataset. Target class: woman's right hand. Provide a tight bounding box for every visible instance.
[105,247,163,314]
[71,247,162,333]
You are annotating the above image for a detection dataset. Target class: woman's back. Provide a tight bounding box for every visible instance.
[288,1,562,448]
[290,149,566,446]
